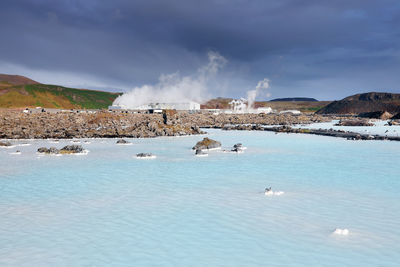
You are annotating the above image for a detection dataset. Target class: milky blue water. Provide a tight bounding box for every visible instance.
[1,129,400,266]
[294,119,400,137]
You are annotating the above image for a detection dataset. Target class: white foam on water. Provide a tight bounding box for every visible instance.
[116,143,133,146]
[195,153,208,157]
[9,151,21,155]
[17,143,31,147]
[135,155,157,159]
[265,190,285,196]
[0,145,16,149]
[333,228,350,236]
[206,147,221,151]
[72,150,90,156]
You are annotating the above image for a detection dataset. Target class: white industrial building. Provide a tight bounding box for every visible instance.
[109,102,200,111]
[228,99,273,114]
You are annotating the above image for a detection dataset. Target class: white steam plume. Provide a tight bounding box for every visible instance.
[247,78,270,110]
[113,52,227,108]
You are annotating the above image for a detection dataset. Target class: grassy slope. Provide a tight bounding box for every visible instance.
[0,84,121,109]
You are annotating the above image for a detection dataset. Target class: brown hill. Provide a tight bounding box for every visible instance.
[201,97,330,113]
[316,92,400,115]
[0,74,38,87]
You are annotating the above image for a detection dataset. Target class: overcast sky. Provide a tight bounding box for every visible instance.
[1,0,400,100]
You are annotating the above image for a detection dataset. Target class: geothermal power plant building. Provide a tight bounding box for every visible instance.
[109,102,201,111]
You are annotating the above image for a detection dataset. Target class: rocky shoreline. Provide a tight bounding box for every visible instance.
[0,110,336,139]
[0,110,204,139]
[1,109,398,141]
[222,124,400,141]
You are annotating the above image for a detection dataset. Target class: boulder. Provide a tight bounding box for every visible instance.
[192,137,221,150]
[60,145,84,154]
[37,147,60,154]
[116,139,130,144]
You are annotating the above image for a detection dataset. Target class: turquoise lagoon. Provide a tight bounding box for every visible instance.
[1,129,400,266]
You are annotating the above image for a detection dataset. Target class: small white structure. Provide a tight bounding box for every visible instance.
[280,110,301,115]
[257,107,273,114]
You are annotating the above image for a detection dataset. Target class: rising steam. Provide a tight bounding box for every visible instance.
[113,52,227,108]
[246,78,270,109]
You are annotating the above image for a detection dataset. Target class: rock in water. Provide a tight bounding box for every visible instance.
[136,153,156,159]
[192,137,221,150]
[37,147,60,154]
[116,139,130,144]
[60,145,84,154]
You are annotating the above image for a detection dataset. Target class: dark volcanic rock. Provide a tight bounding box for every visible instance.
[38,145,84,154]
[316,92,400,114]
[192,137,221,150]
[136,153,155,158]
[391,113,400,120]
[37,147,60,154]
[60,145,84,154]
[116,139,130,144]
[358,111,393,120]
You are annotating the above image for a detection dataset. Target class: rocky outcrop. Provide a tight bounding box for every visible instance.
[116,139,130,144]
[0,111,204,139]
[335,120,373,126]
[0,109,337,139]
[358,111,393,120]
[193,137,221,150]
[60,145,84,154]
[136,153,155,159]
[37,147,60,154]
[37,145,85,154]
[316,92,400,114]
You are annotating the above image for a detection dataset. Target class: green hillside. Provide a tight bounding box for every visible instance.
[0,74,121,109]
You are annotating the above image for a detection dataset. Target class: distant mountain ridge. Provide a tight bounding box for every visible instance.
[270,97,318,102]
[0,74,121,109]
[316,92,400,114]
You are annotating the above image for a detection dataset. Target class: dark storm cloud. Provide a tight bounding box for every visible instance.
[0,0,399,99]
